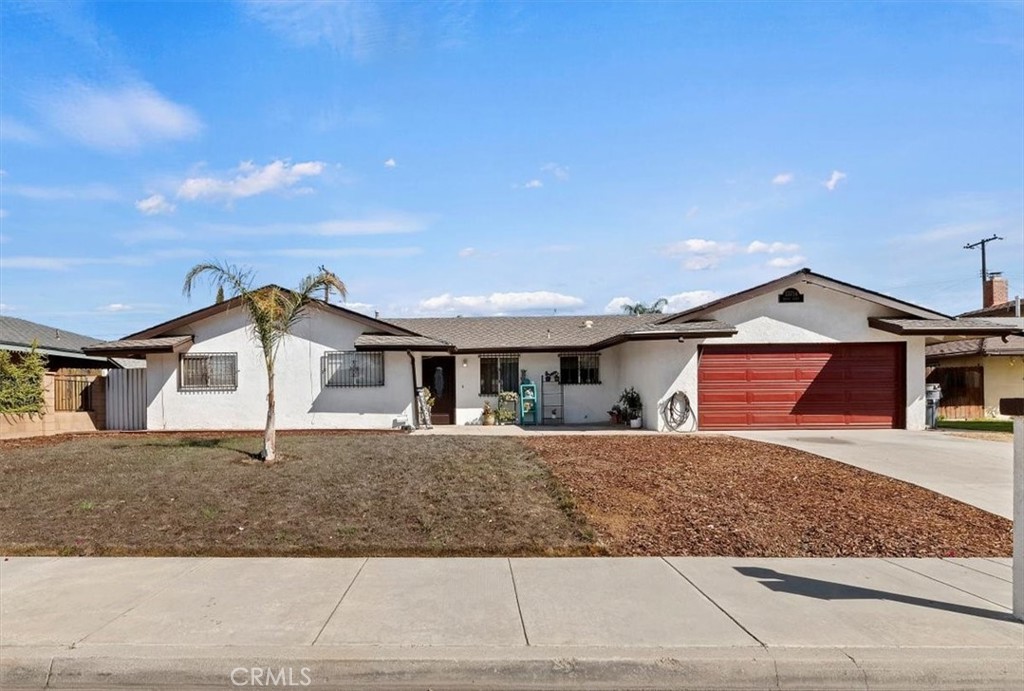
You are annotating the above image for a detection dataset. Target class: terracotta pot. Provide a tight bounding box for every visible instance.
[482,413,496,426]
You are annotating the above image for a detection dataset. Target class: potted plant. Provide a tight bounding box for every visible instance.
[495,406,517,425]
[607,404,625,425]
[481,401,496,426]
[619,387,643,428]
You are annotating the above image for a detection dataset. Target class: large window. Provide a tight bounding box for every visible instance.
[179,353,238,391]
[323,351,385,387]
[560,353,600,385]
[480,354,519,395]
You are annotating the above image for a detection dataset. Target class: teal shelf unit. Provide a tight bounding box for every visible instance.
[519,380,539,426]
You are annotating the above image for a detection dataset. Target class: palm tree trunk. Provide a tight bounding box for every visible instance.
[262,359,276,462]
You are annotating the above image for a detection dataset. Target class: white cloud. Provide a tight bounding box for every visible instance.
[766,255,807,269]
[823,170,847,191]
[384,158,397,168]
[458,247,477,258]
[665,237,803,271]
[135,193,175,215]
[664,238,740,270]
[603,297,635,314]
[0,116,42,144]
[0,250,202,271]
[520,179,543,189]
[0,303,10,314]
[177,159,326,202]
[7,183,120,201]
[664,290,719,312]
[747,240,800,254]
[664,238,737,256]
[420,291,584,315]
[98,303,133,312]
[342,301,376,315]
[38,81,201,151]
[772,172,794,185]
[541,162,570,181]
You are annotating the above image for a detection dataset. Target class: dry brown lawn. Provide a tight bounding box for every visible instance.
[0,432,1011,558]
[0,432,594,557]
[525,435,1011,558]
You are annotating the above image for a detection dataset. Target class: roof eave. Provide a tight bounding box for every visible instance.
[868,317,1021,337]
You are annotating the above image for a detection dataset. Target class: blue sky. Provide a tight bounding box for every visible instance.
[1,1,1022,339]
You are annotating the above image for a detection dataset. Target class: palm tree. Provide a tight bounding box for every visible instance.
[621,298,668,315]
[183,261,347,462]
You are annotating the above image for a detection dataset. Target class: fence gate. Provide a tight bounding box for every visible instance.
[106,368,147,430]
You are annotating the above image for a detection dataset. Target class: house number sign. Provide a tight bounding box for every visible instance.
[778,288,804,303]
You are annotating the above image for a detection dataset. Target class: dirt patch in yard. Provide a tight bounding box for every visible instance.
[0,434,596,557]
[525,435,1011,558]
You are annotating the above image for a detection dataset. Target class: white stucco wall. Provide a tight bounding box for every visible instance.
[619,280,928,431]
[145,305,416,430]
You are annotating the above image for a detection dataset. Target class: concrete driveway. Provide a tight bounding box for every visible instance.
[730,430,1013,519]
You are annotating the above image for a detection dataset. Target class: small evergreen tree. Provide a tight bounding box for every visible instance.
[0,344,47,414]
[215,285,225,304]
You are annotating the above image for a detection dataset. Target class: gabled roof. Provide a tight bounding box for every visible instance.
[658,268,951,323]
[0,315,135,367]
[125,286,416,340]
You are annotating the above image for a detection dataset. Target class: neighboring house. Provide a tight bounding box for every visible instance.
[926,297,1024,420]
[0,315,138,372]
[83,269,1017,432]
[0,316,142,438]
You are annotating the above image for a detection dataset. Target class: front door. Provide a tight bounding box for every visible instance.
[422,356,456,425]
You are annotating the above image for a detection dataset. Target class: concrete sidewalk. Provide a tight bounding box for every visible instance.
[2,557,1021,689]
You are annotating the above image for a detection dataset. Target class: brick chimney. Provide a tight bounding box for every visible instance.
[983,275,1008,308]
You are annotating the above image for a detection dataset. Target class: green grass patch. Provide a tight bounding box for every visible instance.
[937,419,1013,433]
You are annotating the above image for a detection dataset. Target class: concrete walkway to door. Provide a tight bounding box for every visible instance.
[731,430,1013,519]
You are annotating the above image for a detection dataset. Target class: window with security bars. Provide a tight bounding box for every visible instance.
[179,353,238,391]
[480,354,519,395]
[560,353,600,385]
[322,351,385,387]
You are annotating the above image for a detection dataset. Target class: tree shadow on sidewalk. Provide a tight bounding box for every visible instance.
[735,567,1018,624]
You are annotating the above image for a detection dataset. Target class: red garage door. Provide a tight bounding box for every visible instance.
[698,343,904,430]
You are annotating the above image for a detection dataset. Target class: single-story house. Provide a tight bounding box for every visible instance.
[926,297,1024,420]
[83,269,1018,432]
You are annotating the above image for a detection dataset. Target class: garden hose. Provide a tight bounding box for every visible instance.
[661,391,692,432]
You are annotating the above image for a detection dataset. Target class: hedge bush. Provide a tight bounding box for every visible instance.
[0,346,47,414]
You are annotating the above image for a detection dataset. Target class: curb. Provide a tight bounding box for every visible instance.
[3,646,1022,690]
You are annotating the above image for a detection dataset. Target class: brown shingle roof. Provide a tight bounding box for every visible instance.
[927,334,1024,359]
[353,334,451,351]
[958,300,1021,318]
[386,315,654,352]
[83,336,194,357]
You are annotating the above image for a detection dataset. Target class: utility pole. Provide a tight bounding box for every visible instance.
[963,234,1003,283]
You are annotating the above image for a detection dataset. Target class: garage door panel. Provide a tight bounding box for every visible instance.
[698,343,903,430]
